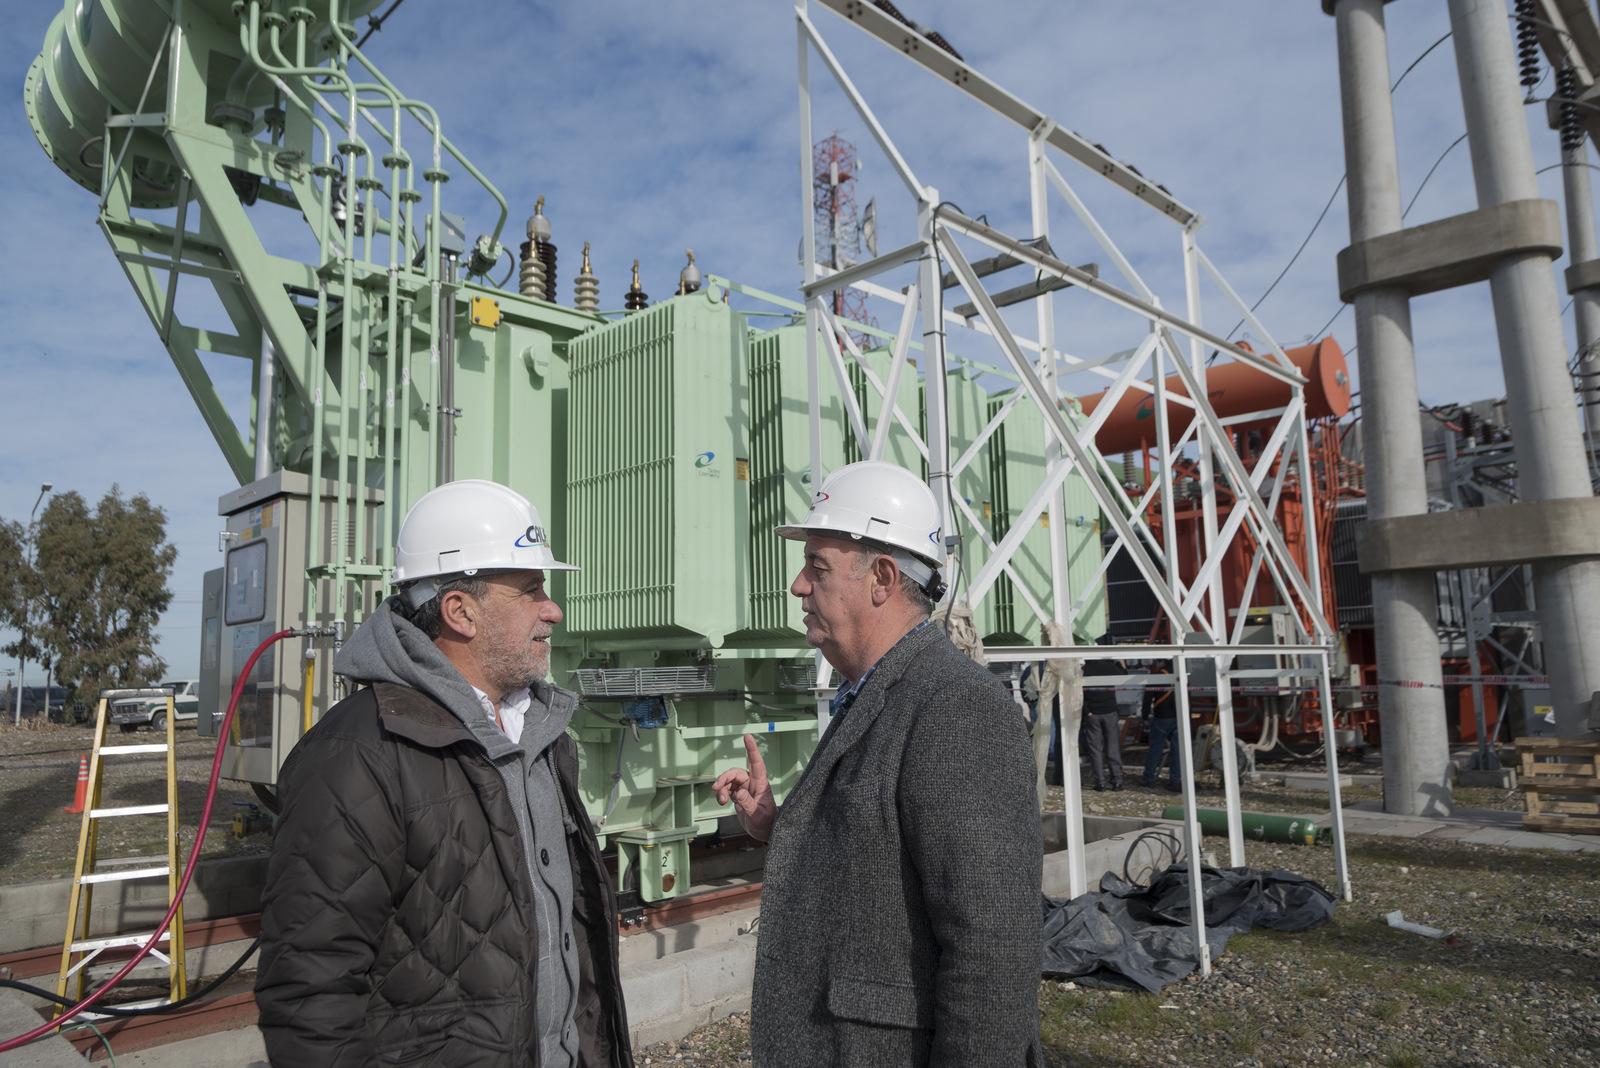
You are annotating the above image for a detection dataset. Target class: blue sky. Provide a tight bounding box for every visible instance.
[1,1,1591,679]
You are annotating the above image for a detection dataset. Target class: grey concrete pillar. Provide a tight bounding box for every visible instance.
[1561,139,1600,478]
[1335,0,1454,815]
[1449,0,1600,737]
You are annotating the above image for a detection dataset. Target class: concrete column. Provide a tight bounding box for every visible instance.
[1561,138,1600,475]
[1449,0,1600,737]
[1335,0,1454,815]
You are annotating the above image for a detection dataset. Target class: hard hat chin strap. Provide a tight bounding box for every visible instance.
[403,578,438,609]
[888,549,945,602]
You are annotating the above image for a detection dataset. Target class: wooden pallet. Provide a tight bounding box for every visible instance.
[1515,737,1600,834]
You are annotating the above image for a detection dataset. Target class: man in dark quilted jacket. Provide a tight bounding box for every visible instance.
[255,481,632,1067]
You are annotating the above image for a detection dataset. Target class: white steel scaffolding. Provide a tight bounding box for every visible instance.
[795,0,1354,976]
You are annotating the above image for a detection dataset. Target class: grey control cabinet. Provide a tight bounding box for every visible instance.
[197,471,385,784]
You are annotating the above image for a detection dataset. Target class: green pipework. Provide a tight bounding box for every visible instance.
[319,0,508,248]
[1164,806,1331,846]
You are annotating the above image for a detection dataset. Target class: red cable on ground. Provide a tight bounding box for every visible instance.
[0,629,297,1054]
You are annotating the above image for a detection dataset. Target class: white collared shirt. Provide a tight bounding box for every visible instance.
[470,684,532,744]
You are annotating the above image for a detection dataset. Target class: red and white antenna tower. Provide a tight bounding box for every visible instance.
[813,134,871,336]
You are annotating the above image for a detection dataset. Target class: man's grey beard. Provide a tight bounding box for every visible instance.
[476,607,547,695]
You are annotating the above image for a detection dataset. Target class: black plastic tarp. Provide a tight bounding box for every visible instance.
[1041,864,1336,992]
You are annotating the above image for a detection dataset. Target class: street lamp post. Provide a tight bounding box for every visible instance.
[12,482,52,727]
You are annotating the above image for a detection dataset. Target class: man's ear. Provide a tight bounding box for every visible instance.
[871,555,900,607]
[438,589,478,639]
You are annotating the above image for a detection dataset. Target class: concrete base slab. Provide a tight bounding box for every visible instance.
[0,856,267,957]
[0,990,82,1068]
[621,934,756,1049]
[620,905,758,970]
[1456,767,1517,789]
[1282,772,1353,790]
[1040,814,1186,897]
[1329,802,1600,851]
[113,1024,267,1067]
[1448,746,1517,772]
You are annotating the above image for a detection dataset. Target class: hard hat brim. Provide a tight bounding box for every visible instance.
[773,523,940,569]
[390,558,580,587]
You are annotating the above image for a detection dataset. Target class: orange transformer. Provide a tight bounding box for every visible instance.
[1079,338,1376,748]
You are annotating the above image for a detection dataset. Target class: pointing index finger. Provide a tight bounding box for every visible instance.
[742,733,768,778]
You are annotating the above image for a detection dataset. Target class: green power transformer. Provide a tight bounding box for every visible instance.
[22,0,1110,909]
[984,391,1108,644]
[554,300,1106,904]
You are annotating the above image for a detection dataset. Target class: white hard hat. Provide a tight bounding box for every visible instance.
[775,461,945,594]
[393,480,575,608]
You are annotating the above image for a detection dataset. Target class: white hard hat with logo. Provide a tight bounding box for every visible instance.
[775,461,946,597]
[393,479,576,608]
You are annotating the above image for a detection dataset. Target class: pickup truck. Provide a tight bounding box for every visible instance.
[109,680,201,732]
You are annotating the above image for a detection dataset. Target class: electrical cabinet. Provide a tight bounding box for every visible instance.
[197,471,383,784]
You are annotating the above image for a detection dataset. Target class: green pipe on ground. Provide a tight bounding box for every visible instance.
[1162,806,1330,846]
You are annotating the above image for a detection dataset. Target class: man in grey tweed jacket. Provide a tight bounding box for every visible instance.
[715,461,1043,1067]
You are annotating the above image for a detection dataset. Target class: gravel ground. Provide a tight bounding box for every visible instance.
[0,718,269,885]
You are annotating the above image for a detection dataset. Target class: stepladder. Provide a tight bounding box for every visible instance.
[55,687,189,1014]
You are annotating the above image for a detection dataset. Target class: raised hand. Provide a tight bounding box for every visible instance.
[712,733,778,842]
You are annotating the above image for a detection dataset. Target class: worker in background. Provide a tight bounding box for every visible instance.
[255,480,632,1068]
[1081,633,1126,791]
[1140,664,1183,793]
[714,461,1042,1067]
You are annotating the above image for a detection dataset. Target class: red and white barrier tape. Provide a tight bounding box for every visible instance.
[1079,674,1549,696]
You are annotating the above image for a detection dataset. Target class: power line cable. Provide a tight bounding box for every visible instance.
[1536,161,1600,176]
[1306,129,1472,347]
[1389,31,1454,94]
[1402,132,1470,219]
[1223,176,1345,344]
[1216,31,1455,355]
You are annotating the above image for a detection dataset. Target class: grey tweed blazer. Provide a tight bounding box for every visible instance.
[751,623,1043,1067]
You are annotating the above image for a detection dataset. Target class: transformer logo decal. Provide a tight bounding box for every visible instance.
[695,452,715,468]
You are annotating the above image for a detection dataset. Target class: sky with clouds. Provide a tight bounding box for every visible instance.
[0,0,1592,680]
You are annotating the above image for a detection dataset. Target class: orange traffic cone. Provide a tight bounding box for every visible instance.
[64,755,88,814]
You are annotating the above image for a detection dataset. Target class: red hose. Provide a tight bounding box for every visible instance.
[0,629,298,1053]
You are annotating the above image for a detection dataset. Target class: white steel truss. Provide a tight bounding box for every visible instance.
[794,0,1354,973]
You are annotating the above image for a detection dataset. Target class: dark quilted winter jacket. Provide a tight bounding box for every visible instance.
[255,682,632,1067]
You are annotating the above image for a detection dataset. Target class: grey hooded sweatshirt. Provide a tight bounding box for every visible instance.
[334,599,583,1068]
